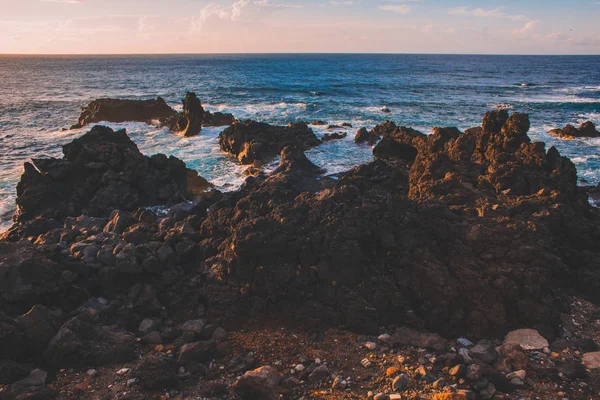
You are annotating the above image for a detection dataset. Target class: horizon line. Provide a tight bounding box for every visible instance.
[1,52,600,57]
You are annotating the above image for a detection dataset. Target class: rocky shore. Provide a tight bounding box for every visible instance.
[1,109,599,399]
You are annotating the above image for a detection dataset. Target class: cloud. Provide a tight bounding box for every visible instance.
[512,20,537,37]
[330,0,353,5]
[448,6,504,18]
[41,0,83,3]
[379,5,411,14]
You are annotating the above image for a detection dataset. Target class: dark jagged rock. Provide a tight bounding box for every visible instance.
[322,132,347,142]
[204,111,235,127]
[198,111,600,338]
[372,121,426,163]
[71,92,233,136]
[549,121,600,139]
[169,92,205,137]
[71,97,176,129]
[4,125,211,239]
[218,120,321,165]
[354,127,380,145]
[44,315,135,367]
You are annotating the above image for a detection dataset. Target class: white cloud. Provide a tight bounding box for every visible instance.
[330,0,353,5]
[448,6,504,18]
[512,20,537,37]
[41,0,83,3]
[379,5,411,14]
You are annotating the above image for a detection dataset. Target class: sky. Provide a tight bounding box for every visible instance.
[0,0,599,55]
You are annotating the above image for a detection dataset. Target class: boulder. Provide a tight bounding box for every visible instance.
[372,122,425,163]
[204,111,235,127]
[322,132,347,142]
[504,329,549,351]
[44,316,135,367]
[233,366,280,400]
[170,92,204,137]
[0,369,56,400]
[134,356,179,390]
[218,120,321,164]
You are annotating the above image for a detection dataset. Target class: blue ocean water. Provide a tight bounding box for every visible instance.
[1,54,599,232]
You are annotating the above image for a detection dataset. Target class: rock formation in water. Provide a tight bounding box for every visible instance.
[218,120,322,165]
[548,121,600,139]
[2,125,212,241]
[322,132,347,142]
[71,92,235,136]
[1,110,600,399]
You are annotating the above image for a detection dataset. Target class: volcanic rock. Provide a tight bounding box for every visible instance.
[372,121,426,163]
[354,127,380,145]
[218,120,321,164]
[7,125,212,233]
[548,121,600,139]
[233,366,281,400]
[71,97,176,129]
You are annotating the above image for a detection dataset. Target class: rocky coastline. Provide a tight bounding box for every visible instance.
[1,107,599,400]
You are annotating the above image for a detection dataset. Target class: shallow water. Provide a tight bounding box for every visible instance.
[1,54,599,232]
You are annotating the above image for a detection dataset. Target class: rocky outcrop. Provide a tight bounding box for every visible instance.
[71,97,176,129]
[218,120,321,165]
[549,121,600,139]
[71,92,234,135]
[3,125,211,240]
[372,121,426,163]
[168,92,205,137]
[355,127,380,145]
[199,110,600,339]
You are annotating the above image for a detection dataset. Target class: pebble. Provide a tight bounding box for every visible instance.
[457,338,474,348]
[385,367,401,377]
[367,390,374,399]
[378,334,391,342]
[126,378,136,387]
[449,364,466,377]
[138,318,157,334]
[373,393,387,400]
[504,329,549,351]
[432,378,447,389]
[506,370,526,380]
[116,368,130,376]
[389,395,402,400]
[391,374,409,392]
[87,369,98,378]
[364,342,377,350]
[295,364,306,372]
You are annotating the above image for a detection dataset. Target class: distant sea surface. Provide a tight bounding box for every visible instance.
[1,54,600,231]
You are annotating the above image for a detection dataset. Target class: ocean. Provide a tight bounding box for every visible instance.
[1,54,599,232]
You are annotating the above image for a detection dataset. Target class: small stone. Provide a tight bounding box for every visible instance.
[361,358,372,368]
[138,318,157,334]
[367,391,374,399]
[504,329,549,351]
[433,378,447,389]
[389,395,402,400]
[449,364,466,377]
[232,366,280,400]
[314,358,321,364]
[479,383,497,400]
[373,393,387,400]
[469,340,498,364]
[386,367,401,377]
[378,334,391,343]
[181,319,205,334]
[506,370,526,380]
[582,352,600,369]
[211,327,228,341]
[74,382,88,392]
[510,378,525,386]
[457,338,474,348]
[294,364,305,372]
[364,342,377,350]
[308,365,330,382]
[127,378,137,387]
[391,374,410,392]
[116,368,130,376]
[87,369,98,379]
[332,376,347,390]
[459,348,473,364]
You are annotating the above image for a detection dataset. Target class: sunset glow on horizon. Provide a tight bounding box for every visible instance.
[1,0,599,55]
